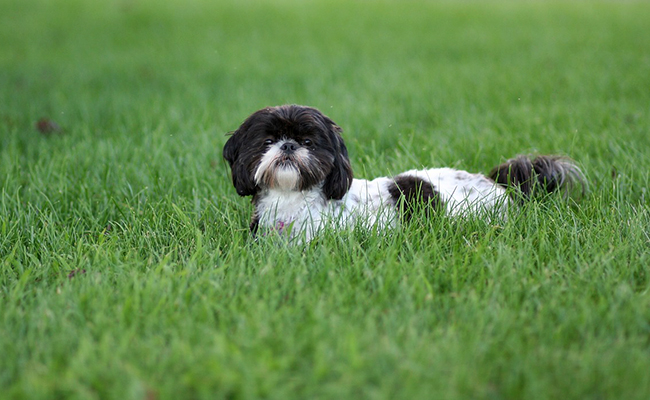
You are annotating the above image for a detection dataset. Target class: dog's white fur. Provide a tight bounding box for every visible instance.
[223,105,584,243]
[254,156,505,242]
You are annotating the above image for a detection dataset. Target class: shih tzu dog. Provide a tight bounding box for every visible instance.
[223,105,584,242]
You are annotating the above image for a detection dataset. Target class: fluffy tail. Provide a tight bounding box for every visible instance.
[489,155,586,201]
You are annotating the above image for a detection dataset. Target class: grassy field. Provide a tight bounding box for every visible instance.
[2,0,650,398]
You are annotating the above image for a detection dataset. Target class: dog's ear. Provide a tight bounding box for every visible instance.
[223,131,258,197]
[323,123,353,200]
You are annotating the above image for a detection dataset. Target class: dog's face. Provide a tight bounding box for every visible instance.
[223,105,353,199]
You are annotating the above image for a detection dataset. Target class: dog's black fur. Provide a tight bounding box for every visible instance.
[223,105,353,199]
[224,105,586,238]
[489,155,584,202]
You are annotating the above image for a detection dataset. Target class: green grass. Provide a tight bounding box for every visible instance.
[2,0,650,398]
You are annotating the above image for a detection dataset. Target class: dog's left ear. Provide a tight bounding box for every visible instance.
[323,123,353,200]
[223,132,257,197]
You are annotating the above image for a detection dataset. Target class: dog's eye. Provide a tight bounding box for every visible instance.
[302,139,313,147]
[264,139,274,145]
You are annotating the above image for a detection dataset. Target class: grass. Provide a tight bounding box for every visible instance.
[1,0,650,398]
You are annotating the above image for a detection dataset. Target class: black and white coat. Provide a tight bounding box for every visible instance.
[223,105,583,242]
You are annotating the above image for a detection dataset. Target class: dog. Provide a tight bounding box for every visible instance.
[223,105,585,242]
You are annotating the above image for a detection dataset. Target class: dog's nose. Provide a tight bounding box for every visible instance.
[280,142,297,152]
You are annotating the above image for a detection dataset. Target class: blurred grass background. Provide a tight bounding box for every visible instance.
[1,1,650,399]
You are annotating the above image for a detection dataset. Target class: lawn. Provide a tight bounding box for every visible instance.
[1,0,650,399]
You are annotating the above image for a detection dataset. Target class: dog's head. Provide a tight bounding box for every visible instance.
[223,105,353,199]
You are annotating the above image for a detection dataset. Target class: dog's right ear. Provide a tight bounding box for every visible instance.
[223,131,258,197]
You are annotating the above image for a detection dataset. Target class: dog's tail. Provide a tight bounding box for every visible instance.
[488,155,586,202]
